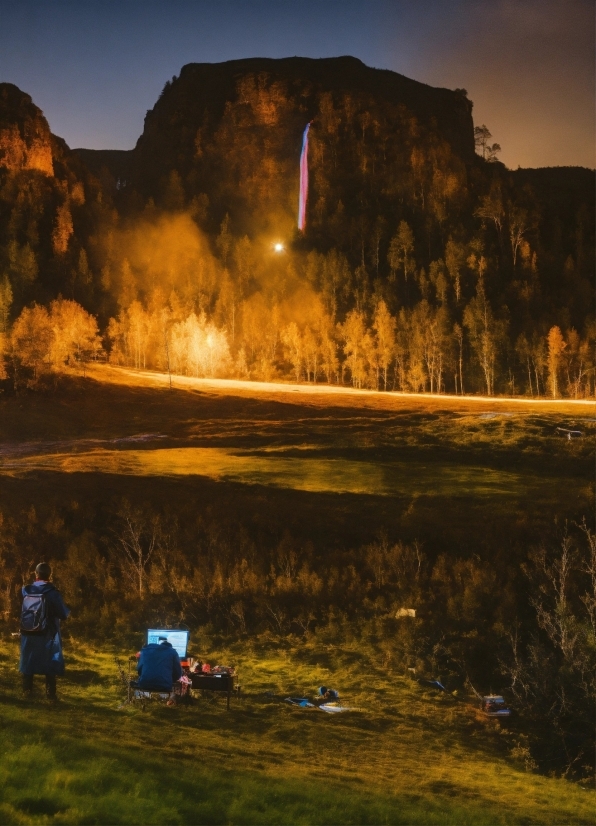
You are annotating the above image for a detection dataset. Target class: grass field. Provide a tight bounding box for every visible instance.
[0,369,594,823]
[0,637,594,826]
[0,366,592,555]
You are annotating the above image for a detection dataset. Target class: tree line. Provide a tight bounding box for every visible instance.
[1,233,592,398]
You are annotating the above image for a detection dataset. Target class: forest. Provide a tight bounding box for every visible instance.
[0,58,594,398]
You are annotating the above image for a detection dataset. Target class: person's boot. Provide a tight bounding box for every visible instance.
[22,674,34,700]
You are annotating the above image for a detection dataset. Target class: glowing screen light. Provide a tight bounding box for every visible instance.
[298,122,311,231]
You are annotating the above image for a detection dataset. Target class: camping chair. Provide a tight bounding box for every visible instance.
[115,657,134,707]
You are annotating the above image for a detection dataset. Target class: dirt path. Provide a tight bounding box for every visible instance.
[87,364,596,416]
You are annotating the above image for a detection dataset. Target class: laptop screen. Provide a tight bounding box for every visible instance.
[146,629,189,659]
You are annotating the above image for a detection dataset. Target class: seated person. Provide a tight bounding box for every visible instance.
[135,636,182,692]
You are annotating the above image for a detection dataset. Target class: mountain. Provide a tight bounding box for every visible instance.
[80,56,475,239]
[0,83,54,176]
[1,60,594,397]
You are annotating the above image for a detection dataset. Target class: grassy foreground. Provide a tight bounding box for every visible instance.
[0,636,592,825]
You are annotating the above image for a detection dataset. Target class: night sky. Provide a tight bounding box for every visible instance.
[0,0,593,170]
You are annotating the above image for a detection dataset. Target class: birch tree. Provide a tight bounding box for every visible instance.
[114,503,159,599]
[463,286,506,396]
[388,221,415,282]
[373,299,396,390]
[547,326,566,398]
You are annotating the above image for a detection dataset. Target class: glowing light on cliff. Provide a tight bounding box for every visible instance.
[274,242,284,252]
[298,122,311,232]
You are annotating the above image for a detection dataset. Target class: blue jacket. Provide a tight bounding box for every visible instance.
[137,642,182,691]
[19,582,70,676]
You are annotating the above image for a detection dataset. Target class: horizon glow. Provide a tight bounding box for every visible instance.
[298,122,310,231]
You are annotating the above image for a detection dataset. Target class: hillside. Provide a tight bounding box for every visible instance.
[1,58,595,395]
[0,83,113,314]
[0,638,594,825]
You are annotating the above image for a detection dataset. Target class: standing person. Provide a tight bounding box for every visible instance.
[20,562,70,702]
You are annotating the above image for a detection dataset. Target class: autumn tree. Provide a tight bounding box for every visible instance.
[564,328,591,399]
[406,306,427,392]
[49,299,101,371]
[7,241,37,296]
[515,333,534,397]
[466,238,487,288]
[170,312,230,377]
[370,215,387,276]
[424,305,449,393]
[453,323,464,394]
[126,301,152,369]
[118,258,137,311]
[0,275,12,379]
[429,260,448,304]
[303,325,320,382]
[547,326,566,398]
[475,180,505,239]
[530,333,548,397]
[373,299,396,390]
[393,309,409,391]
[215,270,239,342]
[0,275,13,334]
[281,322,303,382]
[71,248,91,300]
[52,200,73,255]
[388,221,415,283]
[463,285,506,396]
[339,309,369,388]
[508,203,529,268]
[445,238,466,303]
[319,324,339,384]
[9,304,53,382]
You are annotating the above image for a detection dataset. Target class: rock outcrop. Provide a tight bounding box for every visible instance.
[0,84,54,176]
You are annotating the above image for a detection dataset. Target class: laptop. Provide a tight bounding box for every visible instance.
[146,628,189,659]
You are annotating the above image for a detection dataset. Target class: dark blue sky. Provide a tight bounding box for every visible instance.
[0,0,593,169]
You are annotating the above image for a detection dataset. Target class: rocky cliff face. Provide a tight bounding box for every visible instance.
[125,56,475,236]
[0,84,113,316]
[136,56,474,167]
[0,84,54,176]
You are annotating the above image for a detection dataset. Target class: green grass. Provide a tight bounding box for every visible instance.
[0,638,593,825]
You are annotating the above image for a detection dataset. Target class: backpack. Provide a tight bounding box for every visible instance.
[20,591,50,635]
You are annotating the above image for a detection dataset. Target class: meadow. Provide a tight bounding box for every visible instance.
[0,637,594,826]
[0,369,594,823]
[0,365,592,553]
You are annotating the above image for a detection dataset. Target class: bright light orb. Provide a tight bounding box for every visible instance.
[274,242,284,252]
